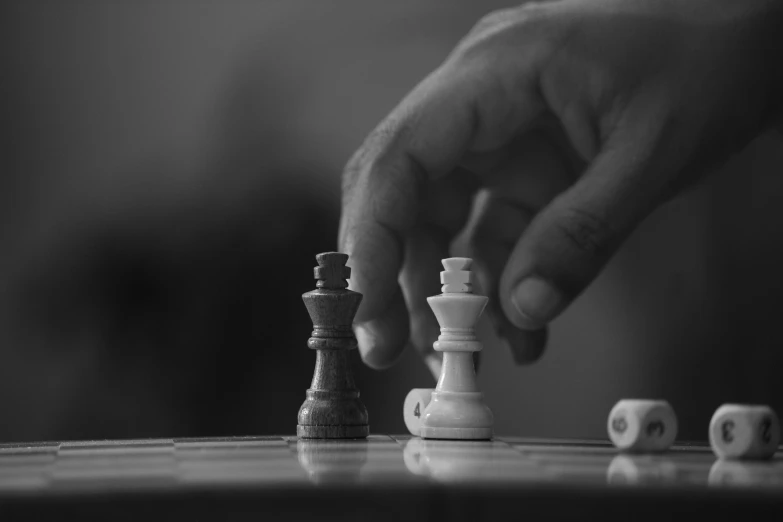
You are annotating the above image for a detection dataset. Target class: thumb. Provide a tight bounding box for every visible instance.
[499,121,676,330]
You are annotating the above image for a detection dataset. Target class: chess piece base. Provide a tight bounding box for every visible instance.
[297,424,370,439]
[420,390,493,440]
[297,351,369,440]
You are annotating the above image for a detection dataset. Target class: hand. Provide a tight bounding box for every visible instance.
[338,0,783,376]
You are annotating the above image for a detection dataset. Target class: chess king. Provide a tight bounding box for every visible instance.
[420,258,494,440]
[297,252,369,439]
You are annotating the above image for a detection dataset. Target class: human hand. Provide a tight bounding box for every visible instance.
[338,0,783,376]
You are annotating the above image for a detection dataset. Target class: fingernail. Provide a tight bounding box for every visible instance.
[511,277,563,328]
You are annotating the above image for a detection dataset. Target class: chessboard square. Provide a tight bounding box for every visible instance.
[0,453,57,468]
[51,456,178,487]
[59,438,174,447]
[177,456,297,471]
[50,475,178,493]
[0,442,60,454]
[58,442,174,458]
[0,474,51,492]
[501,437,612,448]
[174,436,288,451]
[177,440,293,458]
[177,467,307,486]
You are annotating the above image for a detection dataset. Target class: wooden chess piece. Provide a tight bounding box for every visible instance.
[297,252,369,439]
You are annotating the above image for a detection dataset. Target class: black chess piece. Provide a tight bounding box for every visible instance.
[297,252,369,438]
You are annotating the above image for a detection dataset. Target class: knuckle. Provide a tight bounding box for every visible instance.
[451,3,557,73]
[470,3,547,36]
[455,7,529,61]
[343,120,400,187]
[341,119,420,229]
[370,161,421,227]
[552,207,615,260]
[471,7,520,36]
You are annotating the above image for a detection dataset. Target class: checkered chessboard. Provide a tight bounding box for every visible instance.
[3,436,783,521]
[2,435,783,493]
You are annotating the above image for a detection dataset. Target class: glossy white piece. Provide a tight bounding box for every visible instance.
[709,404,780,460]
[607,399,677,453]
[403,388,434,436]
[420,391,493,440]
[427,294,487,347]
[420,258,493,440]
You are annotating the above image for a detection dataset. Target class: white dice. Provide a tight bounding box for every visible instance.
[607,399,678,453]
[403,388,434,436]
[709,404,780,460]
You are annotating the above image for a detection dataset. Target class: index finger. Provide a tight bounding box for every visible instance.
[338,11,548,367]
[339,68,475,324]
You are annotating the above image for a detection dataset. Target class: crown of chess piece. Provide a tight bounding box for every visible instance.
[420,257,493,440]
[297,252,369,439]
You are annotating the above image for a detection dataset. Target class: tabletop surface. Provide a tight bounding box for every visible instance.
[1,434,782,520]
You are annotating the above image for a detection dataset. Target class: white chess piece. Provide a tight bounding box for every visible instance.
[420,258,493,440]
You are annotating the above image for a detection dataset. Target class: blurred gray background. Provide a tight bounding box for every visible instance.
[1,1,782,442]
